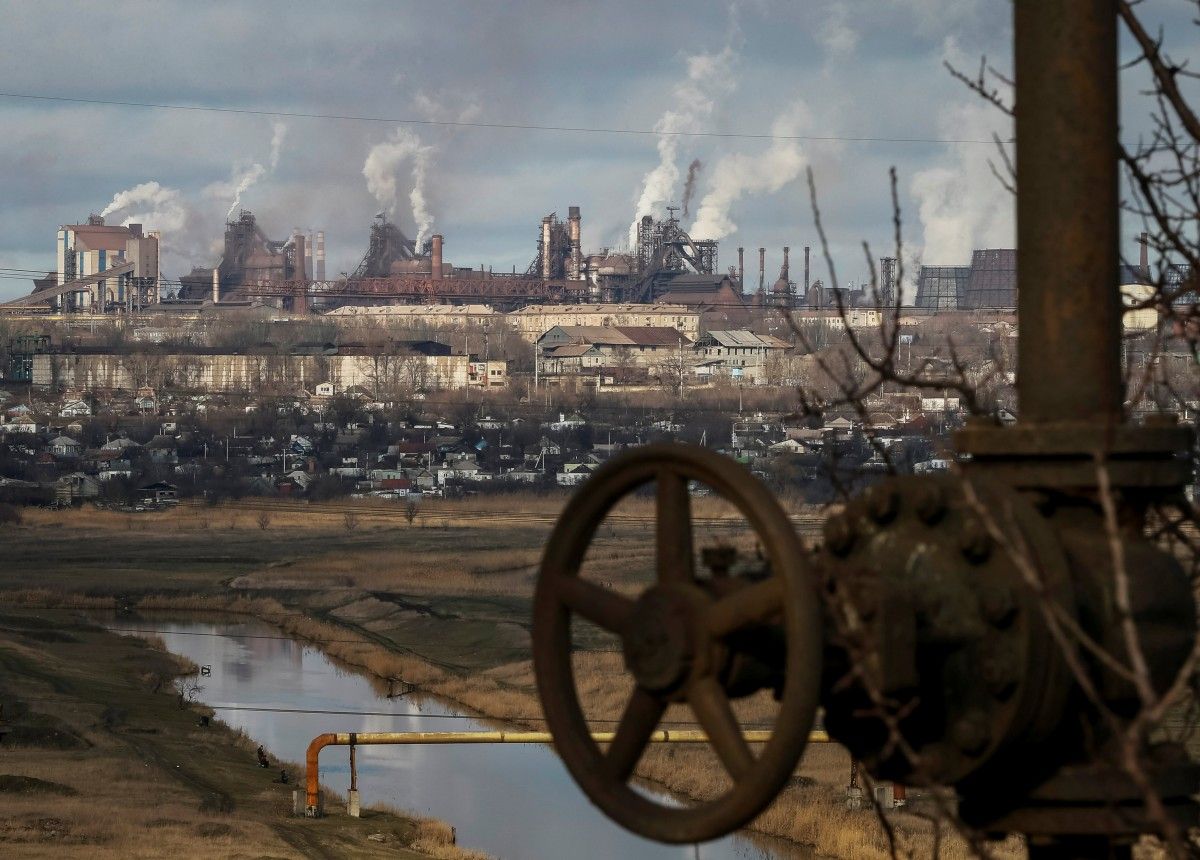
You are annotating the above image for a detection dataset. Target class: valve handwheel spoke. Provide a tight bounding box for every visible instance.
[606,687,668,780]
[534,444,823,844]
[556,576,635,634]
[707,578,784,637]
[656,468,695,582]
[687,676,755,780]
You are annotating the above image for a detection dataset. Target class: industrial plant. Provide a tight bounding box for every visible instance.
[2,197,929,318]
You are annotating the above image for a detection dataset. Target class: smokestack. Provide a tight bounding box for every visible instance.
[148,230,161,303]
[315,231,326,281]
[804,245,810,295]
[211,267,220,304]
[738,247,745,290]
[541,216,553,280]
[1139,231,1149,277]
[305,231,314,280]
[782,246,790,278]
[293,233,307,281]
[431,234,443,281]
[758,247,766,293]
[568,206,582,280]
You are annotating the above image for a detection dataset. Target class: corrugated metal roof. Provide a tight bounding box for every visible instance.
[704,330,790,349]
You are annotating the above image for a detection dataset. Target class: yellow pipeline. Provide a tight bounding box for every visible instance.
[304,729,831,815]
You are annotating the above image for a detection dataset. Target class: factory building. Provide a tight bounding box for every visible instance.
[176,210,312,310]
[40,216,160,310]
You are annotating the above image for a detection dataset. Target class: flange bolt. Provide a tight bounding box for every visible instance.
[951,712,992,756]
[824,514,856,556]
[865,484,899,523]
[959,518,992,563]
[914,484,946,524]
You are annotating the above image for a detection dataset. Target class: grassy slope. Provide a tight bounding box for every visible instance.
[0,608,469,859]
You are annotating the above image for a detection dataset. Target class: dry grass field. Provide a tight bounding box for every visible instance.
[0,494,1015,858]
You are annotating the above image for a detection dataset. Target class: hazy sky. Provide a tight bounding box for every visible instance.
[0,1,1194,300]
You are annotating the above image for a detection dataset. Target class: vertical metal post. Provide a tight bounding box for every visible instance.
[349,743,357,792]
[1014,0,1121,424]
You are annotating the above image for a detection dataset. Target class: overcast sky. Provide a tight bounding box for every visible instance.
[0,1,1195,301]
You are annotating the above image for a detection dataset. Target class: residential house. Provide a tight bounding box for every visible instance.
[57,472,100,502]
[557,460,600,486]
[468,360,508,388]
[59,400,91,418]
[3,415,38,434]
[137,481,178,505]
[49,435,82,458]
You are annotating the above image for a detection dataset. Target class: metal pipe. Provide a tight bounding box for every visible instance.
[568,206,582,281]
[305,729,831,815]
[541,216,553,280]
[1014,0,1121,424]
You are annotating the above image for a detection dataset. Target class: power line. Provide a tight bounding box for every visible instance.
[0,90,1007,146]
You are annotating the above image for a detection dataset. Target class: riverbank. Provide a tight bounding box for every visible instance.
[0,607,483,859]
[0,498,1016,859]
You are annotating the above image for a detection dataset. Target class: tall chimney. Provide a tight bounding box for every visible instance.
[738,247,745,289]
[568,206,582,280]
[541,216,554,280]
[305,231,314,280]
[431,234,444,281]
[315,231,326,281]
[1139,231,1149,277]
[211,267,220,304]
[293,233,307,281]
[758,247,766,293]
[804,246,811,295]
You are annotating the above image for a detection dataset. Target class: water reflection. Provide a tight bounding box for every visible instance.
[100,614,808,860]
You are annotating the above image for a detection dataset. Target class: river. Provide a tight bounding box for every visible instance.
[102,614,811,860]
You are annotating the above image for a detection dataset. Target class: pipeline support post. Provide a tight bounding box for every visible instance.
[957,0,1192,492]
[347,737,359,818]
[1015,0,1120,425]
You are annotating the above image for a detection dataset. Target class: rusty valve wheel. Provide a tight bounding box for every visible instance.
[533,444,822,844]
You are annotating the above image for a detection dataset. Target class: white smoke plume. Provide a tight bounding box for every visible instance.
[268,121,288,171]
[223,163,267,221]
[689,102,811,241]
[910,42,1013,264]
[99,180,215,265]
[100,181,188,230]
[210,122,289,220]
[363,127,435,246]
[629,44,738,246]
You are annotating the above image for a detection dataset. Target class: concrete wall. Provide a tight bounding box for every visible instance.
[33,353,472,394]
